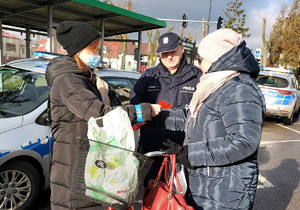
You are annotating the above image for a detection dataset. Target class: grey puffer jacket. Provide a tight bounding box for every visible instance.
[164,41,266,210]
[45,56,152,210]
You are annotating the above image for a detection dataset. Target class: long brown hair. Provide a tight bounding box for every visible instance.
[72,37,101,80]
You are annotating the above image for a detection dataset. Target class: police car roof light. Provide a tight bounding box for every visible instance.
[261,66,293,74]
[33,51,63,59]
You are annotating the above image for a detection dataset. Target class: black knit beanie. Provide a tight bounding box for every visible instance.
[56,21,100,56]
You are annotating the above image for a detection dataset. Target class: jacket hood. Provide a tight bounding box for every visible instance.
[207,41,260,78]
[46,56,88,87]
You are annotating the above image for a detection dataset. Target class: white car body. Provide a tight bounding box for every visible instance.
[256,67,300,125]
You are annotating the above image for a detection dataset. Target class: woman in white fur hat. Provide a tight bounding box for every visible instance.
[163,28,266,210]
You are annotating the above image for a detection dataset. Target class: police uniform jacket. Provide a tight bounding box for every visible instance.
[130,56,202,151]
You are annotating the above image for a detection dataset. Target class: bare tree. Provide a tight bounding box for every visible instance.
[107,0,135,69]
[146,30,160,67]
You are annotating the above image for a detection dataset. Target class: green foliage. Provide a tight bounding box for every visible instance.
[268,0,300,69]
[223,0,250,37]
[294,66,300,79]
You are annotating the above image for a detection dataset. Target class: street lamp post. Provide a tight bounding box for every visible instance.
[207,0,212,35]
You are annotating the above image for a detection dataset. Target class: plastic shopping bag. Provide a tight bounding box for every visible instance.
[85,107,139,206]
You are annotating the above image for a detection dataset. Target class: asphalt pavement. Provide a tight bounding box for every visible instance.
[33,118,300,210]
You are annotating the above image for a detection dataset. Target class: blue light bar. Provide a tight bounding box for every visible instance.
[261,66,294,74]
[33,51,63,59]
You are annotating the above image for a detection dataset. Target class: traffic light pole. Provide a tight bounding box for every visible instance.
[207,0,213,34]
[157,18,217,24]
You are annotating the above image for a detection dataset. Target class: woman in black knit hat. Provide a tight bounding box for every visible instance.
[45,21,161,210]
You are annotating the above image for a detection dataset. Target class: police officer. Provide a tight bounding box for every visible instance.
[130,32,202,186]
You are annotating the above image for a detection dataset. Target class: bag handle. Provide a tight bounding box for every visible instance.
[168,154,176,193]
[169,155,185,195]
[155,156,169,184]
[154,154,184,195]
[173,161,184,194]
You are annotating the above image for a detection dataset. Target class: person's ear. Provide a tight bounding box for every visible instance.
[180,45,185,53]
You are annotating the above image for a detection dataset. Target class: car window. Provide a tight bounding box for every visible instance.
[102,78,136,105]
[0,68,50,117]
[256,75,289,88]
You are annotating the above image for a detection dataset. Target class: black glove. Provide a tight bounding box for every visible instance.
[108,85,121,106]
[163,139,192,169]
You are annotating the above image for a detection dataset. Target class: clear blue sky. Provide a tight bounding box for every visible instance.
[131,0,294,51]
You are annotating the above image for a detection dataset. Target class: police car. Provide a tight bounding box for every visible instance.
[256,67,300,125]
[0,52,141,210]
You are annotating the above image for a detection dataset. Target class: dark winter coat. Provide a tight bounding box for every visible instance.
[45,56,152,210]
[164,41,266,210]
[130,56,202,151]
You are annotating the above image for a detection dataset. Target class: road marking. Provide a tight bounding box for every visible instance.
[257,174,274,189]
[275,123,300,134]
[260,140,300,145]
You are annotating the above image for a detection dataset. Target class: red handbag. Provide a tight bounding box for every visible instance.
[142,154,194,210]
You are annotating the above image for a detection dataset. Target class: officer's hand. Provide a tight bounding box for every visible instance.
[150,104,162,117]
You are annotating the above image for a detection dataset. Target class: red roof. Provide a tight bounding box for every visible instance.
[33,38,67,54]
[32,38,150,57]
[103,41,121,58]
[118,42,149,55]
[2,31,20,39]
[38,39,47,44]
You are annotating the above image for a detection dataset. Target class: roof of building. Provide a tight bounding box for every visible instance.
[0,0,166,37]
[2,31,20,39]
[32,38,151,58]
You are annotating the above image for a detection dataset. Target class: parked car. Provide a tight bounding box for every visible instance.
[256,67,300,125]
[0,52,141,210]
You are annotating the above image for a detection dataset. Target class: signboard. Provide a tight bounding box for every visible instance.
[255,48,262,60]
[182,40,195,53]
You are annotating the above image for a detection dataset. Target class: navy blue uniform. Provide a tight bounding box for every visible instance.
[130,58,201,151]
[130,56,201,186]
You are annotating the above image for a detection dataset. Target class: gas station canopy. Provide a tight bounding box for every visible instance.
[0,0,166,36]
[0,0,166,68]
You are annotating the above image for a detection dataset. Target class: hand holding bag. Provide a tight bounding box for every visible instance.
[142,154,194,210]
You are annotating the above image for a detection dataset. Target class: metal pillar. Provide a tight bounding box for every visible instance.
[0,19,2,65]
[47,5,53,52]
[207,0,212,34]
[136,29,142,72]
[25,26,30,58]
[100,19,105,63]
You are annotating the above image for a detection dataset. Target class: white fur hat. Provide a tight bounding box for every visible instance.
[198,29,243,63]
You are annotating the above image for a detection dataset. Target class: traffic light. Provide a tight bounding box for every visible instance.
[182,13,187,29]
[134,48,143,61]
[217,16,223,29]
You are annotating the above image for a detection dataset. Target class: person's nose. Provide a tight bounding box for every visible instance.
[167,53,173,60]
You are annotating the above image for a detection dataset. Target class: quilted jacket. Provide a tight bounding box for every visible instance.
[164,41,266,210]
[45,56,152,209]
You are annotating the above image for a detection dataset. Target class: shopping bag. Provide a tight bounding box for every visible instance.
[172,163,187,195]
[142,154,194,210]
[85,107,139,206]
